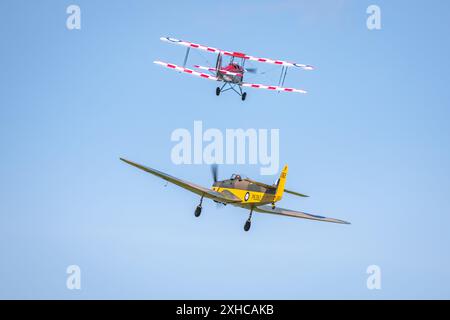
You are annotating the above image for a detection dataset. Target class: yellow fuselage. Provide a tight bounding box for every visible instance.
[212,186,276,205]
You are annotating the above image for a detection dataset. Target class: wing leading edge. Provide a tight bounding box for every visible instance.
[120,158,241,204]
[253,205,350,225]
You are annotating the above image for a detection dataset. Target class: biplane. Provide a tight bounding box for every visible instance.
[120,158,350,231]
[154,37,314,101]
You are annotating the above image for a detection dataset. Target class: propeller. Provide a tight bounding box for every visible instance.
[245,67,258,74]
[211,164,218,183]
[210,164,225,208]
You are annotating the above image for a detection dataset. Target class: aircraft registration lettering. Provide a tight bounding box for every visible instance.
[251,194,261,201]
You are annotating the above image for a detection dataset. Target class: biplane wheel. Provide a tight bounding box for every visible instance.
[194,205,202,217]
[216,87,221,96]
[244,219,251,232]
[241,92,247,101]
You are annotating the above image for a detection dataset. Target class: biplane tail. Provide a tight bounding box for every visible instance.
[275,165,288,202]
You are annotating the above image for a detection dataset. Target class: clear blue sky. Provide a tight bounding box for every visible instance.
[1,0,450,299]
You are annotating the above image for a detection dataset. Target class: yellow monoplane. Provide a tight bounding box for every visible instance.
[120,158,350,231]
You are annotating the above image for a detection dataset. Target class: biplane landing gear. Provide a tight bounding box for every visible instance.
[216,87,221,96]
[195,196,204,217]
[244,208,253,232]
[241,92,247,101]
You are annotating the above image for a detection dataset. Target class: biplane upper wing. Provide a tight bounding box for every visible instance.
[253,205,350,224]
[245,54,314,70]
[160,37,314,70]
[242,82,307,94]
[154,61,219,81]
[160,36,226,55]
[120,158,241,204]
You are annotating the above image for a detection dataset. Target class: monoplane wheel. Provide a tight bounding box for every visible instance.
[194,206,202,217]
[244,219,251,232]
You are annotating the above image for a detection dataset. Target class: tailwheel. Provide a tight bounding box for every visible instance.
[216,87,221,96]
[194,205,202,217]
[244,219,251,232]
[241,92,247,101]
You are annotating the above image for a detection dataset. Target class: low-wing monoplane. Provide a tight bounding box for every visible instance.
[154,37,314,101]
[120,158,349,231]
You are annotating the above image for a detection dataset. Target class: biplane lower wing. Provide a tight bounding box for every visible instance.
[246,55,314,70]
[120,158,241,204]
[253,205,350,224]
[242,82,307,94]
[154,61,219,81]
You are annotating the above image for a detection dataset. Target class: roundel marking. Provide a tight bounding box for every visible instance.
[244,192,250,201]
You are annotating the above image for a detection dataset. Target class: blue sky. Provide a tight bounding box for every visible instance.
[1,0,450,299]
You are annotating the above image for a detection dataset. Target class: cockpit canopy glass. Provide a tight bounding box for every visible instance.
[230,174,242,180]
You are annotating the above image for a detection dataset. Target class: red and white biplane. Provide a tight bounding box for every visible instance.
[154,37,314,101]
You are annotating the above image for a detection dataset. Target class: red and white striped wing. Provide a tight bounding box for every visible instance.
[160,36,314,70]
[242,82,307,94]
[193,65,217,73]
[246,55,314,71]
[160,37,225,55]
[154,61,219,81]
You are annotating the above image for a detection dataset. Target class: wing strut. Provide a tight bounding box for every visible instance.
[278,66,288,88]
[182,47,190,68]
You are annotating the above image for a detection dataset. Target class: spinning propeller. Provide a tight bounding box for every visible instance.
[211,164,218,183]
[211,164,225,207]
[245,67,258,74]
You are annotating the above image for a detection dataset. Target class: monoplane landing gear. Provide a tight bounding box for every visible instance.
[216,87,221,96]
[244,208,253,232]
[241,92,247,101]
[195,196,204,217]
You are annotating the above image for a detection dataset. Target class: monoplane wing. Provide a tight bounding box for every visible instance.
[120,158,241,204]
[253,205,350,224]
[154,61,219,81]
[242,82,307,94]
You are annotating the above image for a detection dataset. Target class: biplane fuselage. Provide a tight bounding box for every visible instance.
[216,63,244,84]
[214,53,246,84]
